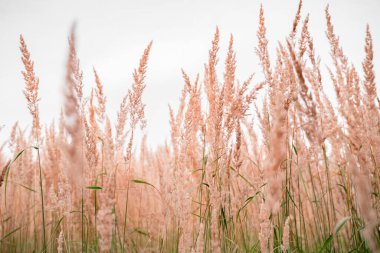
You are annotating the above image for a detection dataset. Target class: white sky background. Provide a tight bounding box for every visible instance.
[0,0,379,150]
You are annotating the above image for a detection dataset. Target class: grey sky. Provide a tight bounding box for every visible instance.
[0,0,379,148]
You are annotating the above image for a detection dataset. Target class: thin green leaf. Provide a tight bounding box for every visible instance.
[86,186,103,190]
[5,149,25,206]
[13,181,36,193]
[130,179,159,192]
[292,143,298,155]
[230,166,256,188]
[13,150,25,161]
[237,191,261,219]
[201,182,209,188]
[319,235,332,252]
[132,227,149,237]
[0,227,21,242]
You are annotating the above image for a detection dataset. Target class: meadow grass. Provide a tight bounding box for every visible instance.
[0,1,380,252]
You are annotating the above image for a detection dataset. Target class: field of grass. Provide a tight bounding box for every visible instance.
[1,1,380,252]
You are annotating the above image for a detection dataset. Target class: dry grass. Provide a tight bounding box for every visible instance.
[0,1,380,252]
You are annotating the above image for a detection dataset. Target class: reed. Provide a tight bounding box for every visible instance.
[0,1,379,252]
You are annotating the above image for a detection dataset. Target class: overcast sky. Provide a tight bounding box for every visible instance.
[0,0,379,149]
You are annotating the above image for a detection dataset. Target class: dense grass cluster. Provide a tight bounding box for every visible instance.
[1,1,380,252]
